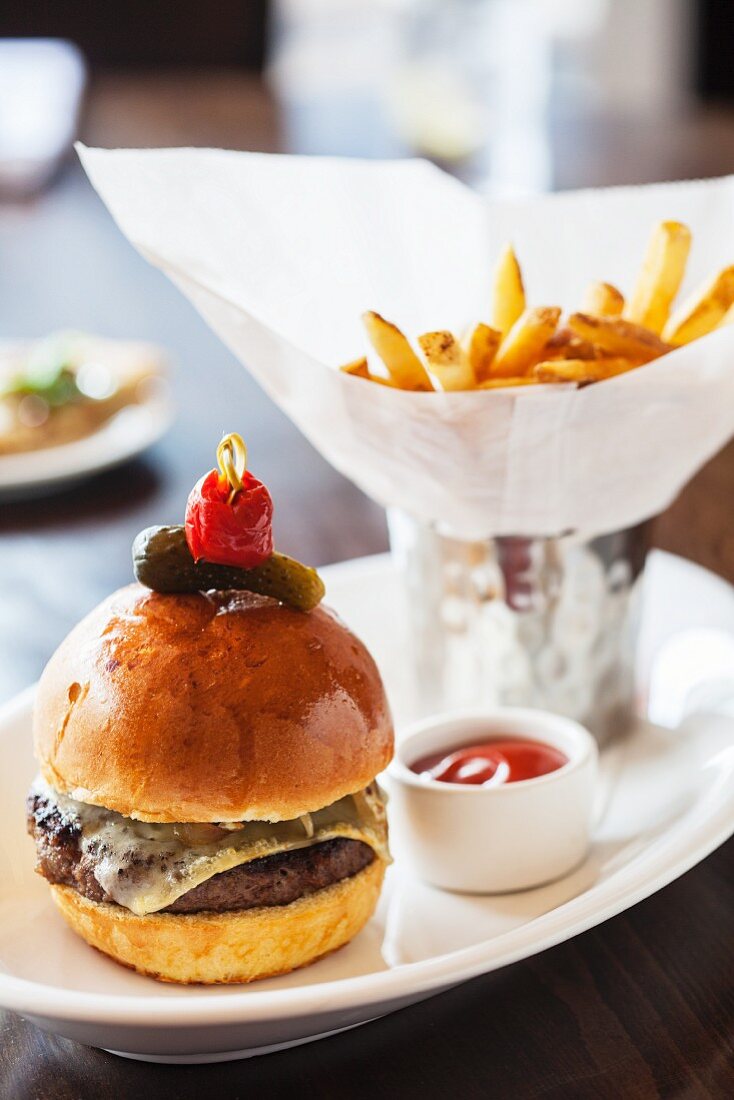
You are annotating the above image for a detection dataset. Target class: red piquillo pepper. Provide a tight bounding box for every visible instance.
[185,432,273,569]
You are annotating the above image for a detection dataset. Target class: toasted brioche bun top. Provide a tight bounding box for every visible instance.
[34,584,393,823]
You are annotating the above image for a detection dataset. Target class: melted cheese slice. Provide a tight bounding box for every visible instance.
[33,779,389,916]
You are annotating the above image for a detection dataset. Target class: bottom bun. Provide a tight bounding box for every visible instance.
[50,859,386,985]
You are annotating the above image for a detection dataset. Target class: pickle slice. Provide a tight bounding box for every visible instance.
[133,526,325,612]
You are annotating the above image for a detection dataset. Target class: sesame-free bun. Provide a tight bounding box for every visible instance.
[34,584,393,823]
[49,857,386,984]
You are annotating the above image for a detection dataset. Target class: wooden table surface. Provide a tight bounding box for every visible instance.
[0,73,732,1098]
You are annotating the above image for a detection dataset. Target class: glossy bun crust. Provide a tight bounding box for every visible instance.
[34,584,393,823]
[50,858,386,984]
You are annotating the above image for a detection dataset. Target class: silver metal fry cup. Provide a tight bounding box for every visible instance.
[388,510,646,744]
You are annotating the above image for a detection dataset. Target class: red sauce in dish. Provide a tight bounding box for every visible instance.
[411,738,568,787]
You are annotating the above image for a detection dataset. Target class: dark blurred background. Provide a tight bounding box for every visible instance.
[3,0,734,191]
[1,1,269,67]
[2,0,734,701]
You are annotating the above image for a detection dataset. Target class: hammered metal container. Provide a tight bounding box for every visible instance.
[388,511,647,744]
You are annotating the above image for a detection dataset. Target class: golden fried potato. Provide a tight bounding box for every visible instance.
[362,311,433,391]
[662,266,734,344]
[478,376,539,389]
[339,357,370,379]
[461,323,501,381]
[581,281,625,318]
[568,313,671,361]
[339,356,396,387]
[625,221,691,333]
[491,245,525,336]
[534,357,639,384]
[543,326,598,361]
[418,331,475,391]
[492,306,561,377]
[344,218,734,394]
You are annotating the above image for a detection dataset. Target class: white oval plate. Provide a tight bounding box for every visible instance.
[0,552,732,1062]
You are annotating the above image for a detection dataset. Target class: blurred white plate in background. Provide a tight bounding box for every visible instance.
[0,389,173,500]
[0,332,173,504]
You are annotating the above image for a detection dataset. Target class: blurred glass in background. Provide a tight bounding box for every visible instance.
[269,0,693,193]
[0,39,85,196]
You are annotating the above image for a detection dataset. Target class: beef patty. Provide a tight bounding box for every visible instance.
[27,789,375,915]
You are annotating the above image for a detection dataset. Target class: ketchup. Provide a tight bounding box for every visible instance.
[411,738,568,787]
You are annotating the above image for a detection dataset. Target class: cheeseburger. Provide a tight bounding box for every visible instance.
[26,435,393,984]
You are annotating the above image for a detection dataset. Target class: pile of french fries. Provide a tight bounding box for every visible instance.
[340,221,734,392]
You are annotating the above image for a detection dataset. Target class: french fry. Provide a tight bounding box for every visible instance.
[418,331,475,391]
[346,218,734,393]
[339,357,370,379]
[662,266,734,344]
[625,220,691,333]
[543,326,598,361]
[461,322,501,381]
[478,376,539,389]
[339,356,396,387]
[492,306,561,377]
[491,245,525,335]
[362,311,433,391]
[582,281,625,318]
[568,313,672,361]
[534,358,640,384]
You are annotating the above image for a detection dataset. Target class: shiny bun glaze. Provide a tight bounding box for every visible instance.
[34,584,393,823]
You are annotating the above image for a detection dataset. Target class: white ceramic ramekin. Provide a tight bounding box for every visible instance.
[386,708,598,894]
